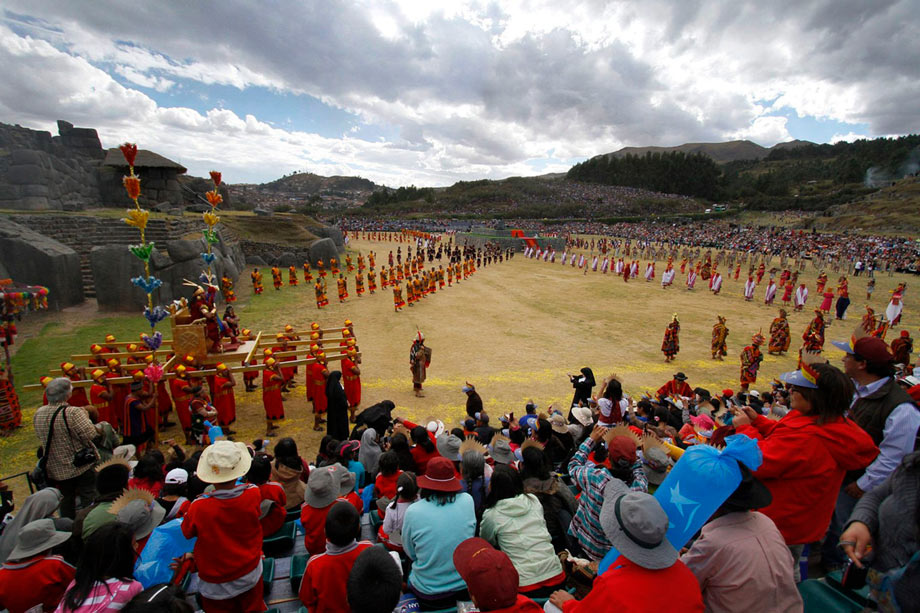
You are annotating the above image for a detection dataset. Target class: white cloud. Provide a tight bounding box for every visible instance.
[831,132,870,144]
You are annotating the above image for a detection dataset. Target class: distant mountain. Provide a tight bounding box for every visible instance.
[258,171,378,194]
[603,139,815,164]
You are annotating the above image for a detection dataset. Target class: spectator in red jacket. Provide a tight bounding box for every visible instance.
[346,546,404,613]
[0,519,74,613]
[732,360,878,580]
[247,455,287,538]
[298,501,373,613]
[301,465,345,556]
[181,441,266,612]
[453,538,542,612]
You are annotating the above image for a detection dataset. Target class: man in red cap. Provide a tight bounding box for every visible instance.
[453,538,541,612]
[823,333,920,569]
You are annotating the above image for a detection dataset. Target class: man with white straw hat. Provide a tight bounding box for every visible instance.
[0,518,74,613]
[549,487,703,612]
[181,441,266,612]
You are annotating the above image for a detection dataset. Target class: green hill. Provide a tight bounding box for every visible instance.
[608,139,815,164]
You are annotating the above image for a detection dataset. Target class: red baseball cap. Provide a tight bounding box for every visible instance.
[452,538,518,610]
[608,436,637,466]
[850,337,894,365]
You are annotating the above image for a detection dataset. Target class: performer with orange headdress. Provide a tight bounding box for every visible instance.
[739,331,766,392]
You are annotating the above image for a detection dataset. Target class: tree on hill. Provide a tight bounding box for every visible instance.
[567,151,722,200]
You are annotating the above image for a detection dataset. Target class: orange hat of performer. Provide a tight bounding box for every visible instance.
[184,354,196,365]
[310,332,320,341]
[107,358,120,368]
[91,369,106,382]
[263,349,273,357]
[144,354,154,364]
[127,343,138,352]
[342,329,351,338]
[310,343,320,354]
[311,322,320,331]
[175,365,187,376]
[61,362,76,373]
[105,334,116,343]
[90,344,103,354]
[284,325,294,333]
[344,319,353,327]
[40,376,53,387]
[346,338,356,347]
[132,370,145,381]
[317,352,326,362]
[276,333,285,340]
[241,328,251,336]
[266,358,277,367]
[216,363,228,372]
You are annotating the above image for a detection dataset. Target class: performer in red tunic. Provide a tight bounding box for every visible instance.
[342,348,361,422]
[61,362,89,407]
[262,358,284,435]
[104,358,127,431]
[169,365,194,444]
[213,363,237,430]
[89,369,114,426]
[309,354,330,431]
[739,332,765,392]
[661,314,680,362]
[768,309,791,355]
[144,354,174,427]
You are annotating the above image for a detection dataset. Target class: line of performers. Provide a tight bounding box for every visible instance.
[524,246,908,330]
[660,303,912,391]
[45,320,362,450]
[250,238,514,311]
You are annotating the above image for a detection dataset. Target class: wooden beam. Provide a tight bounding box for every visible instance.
[22,352,360,390]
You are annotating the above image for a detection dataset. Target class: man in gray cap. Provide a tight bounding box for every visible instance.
[549,485,703,611]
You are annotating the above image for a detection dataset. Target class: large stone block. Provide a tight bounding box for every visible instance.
[7,164,47,185]
[165,238,205,263]
[309,238,339,265]
[0,217,83,309]
[246,255,267,266]
[10,150,46,166]
[313,225,345,248]
[90,245,152,312]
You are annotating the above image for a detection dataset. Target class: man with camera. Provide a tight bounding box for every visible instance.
[33,377,100,518]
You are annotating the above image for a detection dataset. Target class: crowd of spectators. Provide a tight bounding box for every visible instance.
[2,330,918,612]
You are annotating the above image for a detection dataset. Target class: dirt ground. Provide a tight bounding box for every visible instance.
[2,234,917,503]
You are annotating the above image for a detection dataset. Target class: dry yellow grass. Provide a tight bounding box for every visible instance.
[2,235,918,503]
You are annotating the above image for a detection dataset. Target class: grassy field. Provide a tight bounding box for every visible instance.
[2,235,918,503]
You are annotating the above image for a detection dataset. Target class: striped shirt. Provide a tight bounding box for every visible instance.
[567,438,648,561]
[55,578,143,612]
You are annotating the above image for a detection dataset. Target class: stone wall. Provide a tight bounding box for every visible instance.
[99,166,184,208]
[0,217,84,309]
[0,122,102,210]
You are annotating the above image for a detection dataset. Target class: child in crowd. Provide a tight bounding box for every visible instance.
[247,454,287,537]
[301,465,344,556]
[298,501,373,613]
[338,468,364,514]
[380,472,418,551]
[57,523,144,613]
[346,547,404,613]
[157,468,191,522]
[0,519,75,613]
[374,451,402,518]
[336,440,365,491]
[127,453,165,497]
[180,441,266,612]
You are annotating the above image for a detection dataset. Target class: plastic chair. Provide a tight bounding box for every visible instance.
[261,557,275,595]
[290,553,308,592]
[262,521,297,557]
[797,579,863,612]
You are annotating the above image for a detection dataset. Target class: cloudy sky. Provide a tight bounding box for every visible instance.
[1,1,917,187]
